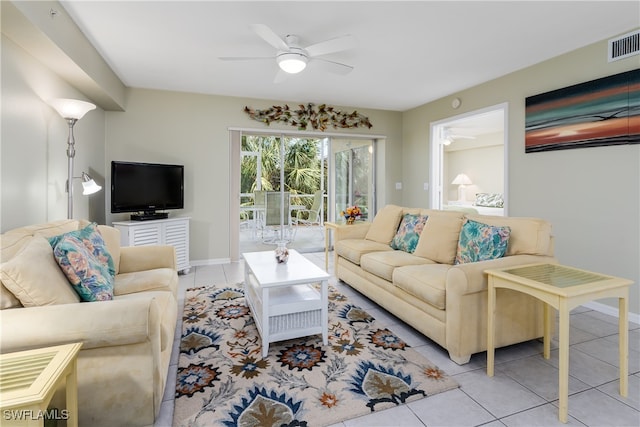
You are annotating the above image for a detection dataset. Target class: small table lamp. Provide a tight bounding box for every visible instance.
[451,173,472,202]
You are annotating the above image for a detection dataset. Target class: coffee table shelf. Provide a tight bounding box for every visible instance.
[243,249,330,358]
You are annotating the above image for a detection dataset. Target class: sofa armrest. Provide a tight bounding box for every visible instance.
[333,223,371,242]
[119,245,176,273]
[446,255,558,296]
[0,296,162,353]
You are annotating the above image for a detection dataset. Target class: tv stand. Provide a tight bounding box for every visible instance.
[130,212,169,221]
[112,217,190,274]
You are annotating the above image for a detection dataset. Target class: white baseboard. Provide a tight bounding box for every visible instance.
[190,258,232,266]
[582,300,640,325]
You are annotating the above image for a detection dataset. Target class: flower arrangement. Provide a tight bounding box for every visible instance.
[340,205,362,224]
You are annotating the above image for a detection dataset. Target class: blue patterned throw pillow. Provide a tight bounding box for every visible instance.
[51,234,114,301]
[454,219,510,264]
[48,223,116,278]
[48,223,115,301]
[390,214,428,253]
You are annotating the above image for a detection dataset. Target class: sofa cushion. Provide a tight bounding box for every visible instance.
[393,264,452,310]
[390,213,428,253]
[361,251,433,282]
[1,233,33,263]
[0,224,28,308]
[335,239,391,265]
[115,268,177,296]
[97,225,122,274]
[454,219,510,264]
[365,204,403,244]
[413,210,465,264]
[0,283,21,309]
[0,236,80,307]
[51,234,114,302]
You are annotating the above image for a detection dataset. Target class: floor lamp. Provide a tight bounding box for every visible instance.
[48,98,100,219]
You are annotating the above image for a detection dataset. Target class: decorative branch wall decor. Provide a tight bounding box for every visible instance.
[244,103,373,131]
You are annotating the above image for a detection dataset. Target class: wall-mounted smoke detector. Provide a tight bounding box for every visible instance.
[608,29,639,62]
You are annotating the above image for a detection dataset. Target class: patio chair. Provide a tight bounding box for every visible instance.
[251,190,266,239]
[292,190,324,239]
[263,191,291,243]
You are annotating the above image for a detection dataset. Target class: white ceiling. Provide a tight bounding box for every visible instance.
[60,1,639,112]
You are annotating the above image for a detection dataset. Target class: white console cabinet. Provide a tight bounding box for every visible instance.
[113,217,190,274]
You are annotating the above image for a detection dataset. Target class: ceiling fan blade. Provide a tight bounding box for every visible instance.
[273,69,289,84]
[444,128,476,140]
[305,34,357,57]
[218,56,273,61]
[250,24,289,51]
[312,58,354,75]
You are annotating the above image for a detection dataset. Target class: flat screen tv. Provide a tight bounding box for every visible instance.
[111,161,184,220]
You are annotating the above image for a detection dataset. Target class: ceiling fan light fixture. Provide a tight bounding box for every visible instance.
[277,52,308,74]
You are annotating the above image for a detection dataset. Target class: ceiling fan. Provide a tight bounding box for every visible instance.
[442,128,476,145]
[219,24,357,82]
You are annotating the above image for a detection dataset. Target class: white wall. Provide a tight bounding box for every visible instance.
[1,35,105,231]
[445,133,504,203]
[403,38,640,317]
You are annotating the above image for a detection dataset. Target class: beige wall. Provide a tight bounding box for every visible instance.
[1,35,106,231]
[403,39,640,316]
[105,88,402,263]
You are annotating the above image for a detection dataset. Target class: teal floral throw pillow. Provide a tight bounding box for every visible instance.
[454,219,510,264]
[390,214,428,253]
[48,223,115,301]
[49,223,116,277]
[51,235,114,301]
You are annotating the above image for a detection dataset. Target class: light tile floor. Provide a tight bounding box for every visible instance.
[155,252,640,427]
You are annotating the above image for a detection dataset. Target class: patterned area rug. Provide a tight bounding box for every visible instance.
[173,283,458,427]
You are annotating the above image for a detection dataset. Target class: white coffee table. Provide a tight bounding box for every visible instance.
[243,249,330,358]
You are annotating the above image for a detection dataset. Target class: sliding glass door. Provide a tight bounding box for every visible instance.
[234,132,376,258]
[239,134,328,253]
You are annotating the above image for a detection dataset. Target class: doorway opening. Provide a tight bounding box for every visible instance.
[430,103,508,215]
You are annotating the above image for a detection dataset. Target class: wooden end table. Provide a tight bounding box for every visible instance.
[485,263,632,423]
[323,221,340,271]
[243,249,331,358]
[0,342,82,427]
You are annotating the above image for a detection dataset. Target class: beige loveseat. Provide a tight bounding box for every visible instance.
[0,219,178,427]
[334,205,557,364]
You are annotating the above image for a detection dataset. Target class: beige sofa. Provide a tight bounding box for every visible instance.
[334,205,557,364]
[0,219,178,427]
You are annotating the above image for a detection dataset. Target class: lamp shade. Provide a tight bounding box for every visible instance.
[277,52,308,74]
[81,172,102,195]
[49,98,96,120]
[451,173,472,185]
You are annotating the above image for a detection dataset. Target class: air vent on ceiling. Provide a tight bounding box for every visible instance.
[608,29,640,62]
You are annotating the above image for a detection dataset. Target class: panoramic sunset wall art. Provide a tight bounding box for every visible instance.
[525,69,640,153]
